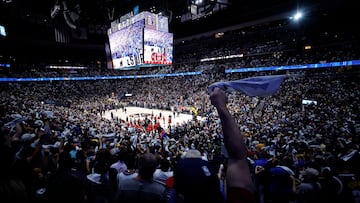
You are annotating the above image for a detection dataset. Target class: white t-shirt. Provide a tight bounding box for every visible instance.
[153,169,173,185]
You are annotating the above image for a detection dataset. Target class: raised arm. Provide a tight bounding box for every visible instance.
[210,87,255,196]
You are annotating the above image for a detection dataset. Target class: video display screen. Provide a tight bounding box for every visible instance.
[108,20,144,69]
[143,28,173,65]
[0,25,6,37]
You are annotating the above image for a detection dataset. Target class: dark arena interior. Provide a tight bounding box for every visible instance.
[0,0,359,203]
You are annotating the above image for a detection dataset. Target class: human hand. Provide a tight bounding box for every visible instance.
[209,87,228,109]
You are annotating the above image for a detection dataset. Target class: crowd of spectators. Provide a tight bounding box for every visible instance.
[1,64,359,202]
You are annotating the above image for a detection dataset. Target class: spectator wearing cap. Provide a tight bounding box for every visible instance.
[251,150,272,203]
[295,167,322,203]
[173,149,224,203]
[318,166,343,203]
[266,156,297,203]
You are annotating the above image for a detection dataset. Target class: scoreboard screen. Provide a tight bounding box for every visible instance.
[143,28,173,65]
[108,20,144,69]
[107,11,173,70]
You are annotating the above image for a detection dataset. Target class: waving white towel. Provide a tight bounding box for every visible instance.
[208,75,286,97]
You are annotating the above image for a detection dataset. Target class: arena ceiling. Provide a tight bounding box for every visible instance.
[1,0,349,40]
[0,0,357,65]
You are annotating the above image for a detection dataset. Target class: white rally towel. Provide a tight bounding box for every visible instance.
[208,75,286,97]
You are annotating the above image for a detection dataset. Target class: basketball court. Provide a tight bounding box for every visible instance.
[103,106,205,128]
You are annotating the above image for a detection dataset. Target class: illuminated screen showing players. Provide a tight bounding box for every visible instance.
[108,20,144,69]
[143,28,173,65]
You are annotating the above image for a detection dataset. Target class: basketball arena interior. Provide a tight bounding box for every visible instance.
[0,0,359,202]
